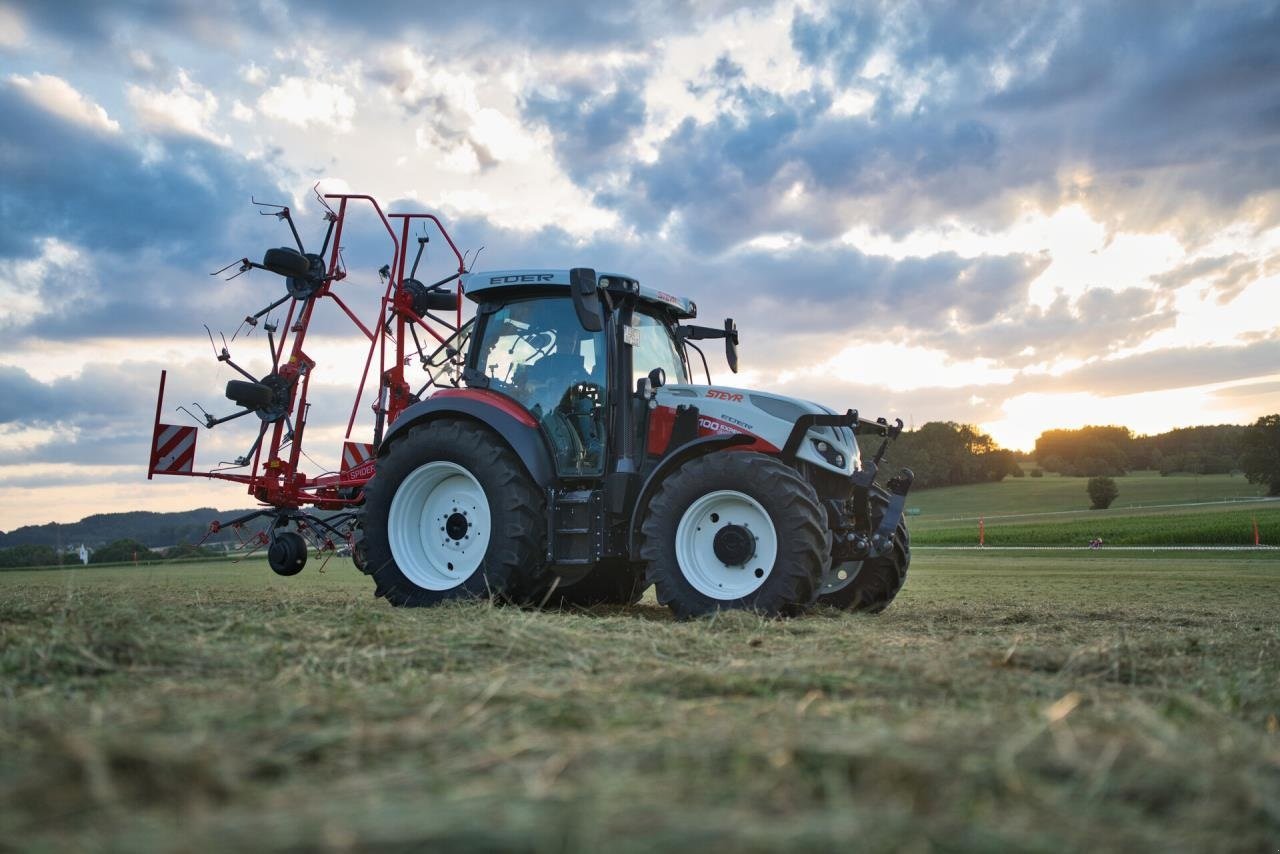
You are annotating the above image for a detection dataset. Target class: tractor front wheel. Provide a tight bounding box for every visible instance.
[363,418,546,606]
[817,487,910,613]
[641,452,829,619]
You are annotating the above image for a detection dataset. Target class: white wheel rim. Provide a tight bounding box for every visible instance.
[388,461,491,591]
[674,489,778,600]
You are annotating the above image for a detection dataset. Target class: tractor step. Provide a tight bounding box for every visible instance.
[546,488,605,567]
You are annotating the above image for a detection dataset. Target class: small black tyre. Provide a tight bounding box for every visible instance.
[540,559,647,608]
[225,379,273,409]
[268,531,307,576]
[640,452,830,619]
[818,487,910,613]
[363,418,547,606]
[263,246,310,278]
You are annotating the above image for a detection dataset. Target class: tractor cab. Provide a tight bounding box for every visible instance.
[459,268,703,481]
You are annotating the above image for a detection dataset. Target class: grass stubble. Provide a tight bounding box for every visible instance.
[0,554,1277,852]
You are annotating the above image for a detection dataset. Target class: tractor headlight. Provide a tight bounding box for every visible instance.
[811,437,846,468]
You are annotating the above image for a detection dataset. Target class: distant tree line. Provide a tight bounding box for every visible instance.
[1033,423,1258,477]
[0,508,260,551]
[862,414,1280,492]
[861,421,1020,490]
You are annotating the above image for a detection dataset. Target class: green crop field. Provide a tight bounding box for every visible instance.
[2,555,1277,852]
[903,470,1279,547]
[909,470,1269,519]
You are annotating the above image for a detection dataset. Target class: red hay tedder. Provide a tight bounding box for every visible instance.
[148,191,469,571]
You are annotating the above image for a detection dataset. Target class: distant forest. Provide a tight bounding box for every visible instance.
[1,421,1269,558]
[864,421,1257,489]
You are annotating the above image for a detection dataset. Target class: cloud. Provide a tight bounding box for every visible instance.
[1044,337,1280,398]
[1152,253,1274,304]
[8,72,119,133]
[127,69,227,144]
[0,76,285,255]
[257,75,356,132]
[523,80,647,183]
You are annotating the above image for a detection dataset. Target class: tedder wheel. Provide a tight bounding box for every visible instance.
[268,531,307,576]
[540,559,648,608]
[817,485,910,613]
[362,418,546,606]
[640,452,830,619]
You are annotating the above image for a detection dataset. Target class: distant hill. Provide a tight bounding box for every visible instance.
[0,508,262,550]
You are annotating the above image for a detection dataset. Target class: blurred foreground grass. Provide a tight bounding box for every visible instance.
[1,554,1278,852]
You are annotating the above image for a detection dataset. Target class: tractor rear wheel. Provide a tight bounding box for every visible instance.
[817,487,910,613]
[640,452,829,619]
[363,418,546,606]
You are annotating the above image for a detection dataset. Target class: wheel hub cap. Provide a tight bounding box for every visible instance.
[712,524,755,566]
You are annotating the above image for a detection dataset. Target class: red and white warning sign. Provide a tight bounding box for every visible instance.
[341,441,376,480]
[151,423,197,475]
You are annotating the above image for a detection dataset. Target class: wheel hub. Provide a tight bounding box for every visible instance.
[445,511,470,540]
[712,523,755,566]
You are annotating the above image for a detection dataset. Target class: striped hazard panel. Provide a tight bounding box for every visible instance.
[151,424,197,474]
[341,441,377,480]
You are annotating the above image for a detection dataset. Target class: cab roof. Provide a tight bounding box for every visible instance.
[462,269,697,319]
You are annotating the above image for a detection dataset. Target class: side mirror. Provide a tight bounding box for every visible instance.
[569,267,604,332]
[724,318,739,373]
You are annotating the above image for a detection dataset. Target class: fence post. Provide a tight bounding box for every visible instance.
[979,516,985,547]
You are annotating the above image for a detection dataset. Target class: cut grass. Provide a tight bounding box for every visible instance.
[1,555,1278,851]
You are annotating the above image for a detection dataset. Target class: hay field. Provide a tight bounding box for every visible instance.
[2,553,1277,852]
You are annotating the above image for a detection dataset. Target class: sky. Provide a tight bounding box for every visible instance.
[1,0,1278,529]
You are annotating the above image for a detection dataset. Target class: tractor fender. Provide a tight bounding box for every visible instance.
[380,388,557,488]
[627,432,754,560]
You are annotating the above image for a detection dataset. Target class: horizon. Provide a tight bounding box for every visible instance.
[2,1,1278,529]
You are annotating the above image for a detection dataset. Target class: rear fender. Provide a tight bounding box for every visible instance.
[380,388,557,488]
[626,432,753,560]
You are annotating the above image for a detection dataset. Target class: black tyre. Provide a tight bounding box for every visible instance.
[363,418,546,606]
[540,559,647,608]
[268,531,307,576]
[640,452,830,619]
[817,487,910,613]
[262,246,310,278]
[225,379,273,409]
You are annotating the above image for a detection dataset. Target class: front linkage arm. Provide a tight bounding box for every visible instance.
[780,409,914,561]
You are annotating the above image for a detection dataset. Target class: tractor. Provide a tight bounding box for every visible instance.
[361,267,913,618]
[149,195,911,618]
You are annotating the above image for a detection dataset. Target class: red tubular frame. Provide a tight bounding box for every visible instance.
[148,195,467,510]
